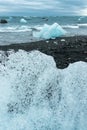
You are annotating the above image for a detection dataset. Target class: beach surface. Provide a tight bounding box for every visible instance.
[0,35,87,68]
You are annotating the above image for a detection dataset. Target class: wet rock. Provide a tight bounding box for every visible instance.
[0,19,8,24]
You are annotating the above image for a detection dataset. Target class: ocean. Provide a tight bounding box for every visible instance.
[0,16,87,45]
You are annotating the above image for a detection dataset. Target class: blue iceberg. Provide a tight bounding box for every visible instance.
[33,23,66,39]
[20,18,27,23]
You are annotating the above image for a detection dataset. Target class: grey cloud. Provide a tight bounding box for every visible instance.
[0,0,87,16]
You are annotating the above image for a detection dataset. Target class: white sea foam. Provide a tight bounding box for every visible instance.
[62,25,79,29]
[0,26,32,32]
[78,23,87,27]
[33,23,66,39]
[0,50,87,130]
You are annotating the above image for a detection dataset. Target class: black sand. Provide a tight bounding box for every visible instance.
[0,35,87,69]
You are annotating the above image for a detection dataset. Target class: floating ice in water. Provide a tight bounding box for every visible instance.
[33,23,66,39]
[78,16,85,21]
[20,18,27,23]
[0,50,87,130]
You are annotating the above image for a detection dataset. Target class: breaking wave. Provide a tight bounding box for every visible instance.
[0,26,32,32]
[0,23,87,34]
[77,23,87,27]
[62,25,79,29]
[0,50,87,130]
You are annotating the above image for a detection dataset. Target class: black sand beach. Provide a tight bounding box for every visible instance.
[0,35,87,69]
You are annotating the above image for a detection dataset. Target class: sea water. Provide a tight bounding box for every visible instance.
[0,16,87,45]
[0,50,87,130]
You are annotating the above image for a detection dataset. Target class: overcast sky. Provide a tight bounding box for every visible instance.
[0,0,87,16]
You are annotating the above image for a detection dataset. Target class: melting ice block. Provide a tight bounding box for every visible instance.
[33,23,66,39]
[0,50,87,130]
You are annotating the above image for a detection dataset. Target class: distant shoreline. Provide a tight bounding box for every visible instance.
[0,35,87,69]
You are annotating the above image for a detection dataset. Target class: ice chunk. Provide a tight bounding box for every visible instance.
[78,16,85,21]
[61,39,65,42]
[0,50,87,130]
[33,23,66,39]
[20,18,27,23]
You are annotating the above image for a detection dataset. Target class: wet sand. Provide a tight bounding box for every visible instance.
[0,35,87,69]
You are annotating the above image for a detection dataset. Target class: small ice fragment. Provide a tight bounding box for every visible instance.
[20,18,27,23]
[61,39,65,42]
[78,18,81,21]
[46,41,49,43]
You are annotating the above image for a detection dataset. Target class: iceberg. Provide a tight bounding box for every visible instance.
[33,23,66,39]
[20,18,27,23]
[0,50,87,130]
[78,16,85,21]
